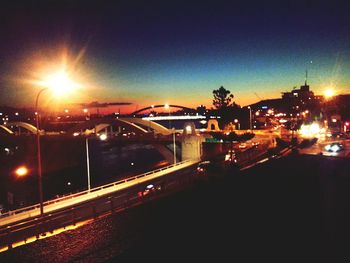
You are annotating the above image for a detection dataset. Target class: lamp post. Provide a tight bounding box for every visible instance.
[164,103,171,129]
[172,128,176,164]
[35,87,48,216]
[34,68,77,216]
[234,119,240,130]
[323,88,335,132]
[247,106,252,130]
[86,136,91,192]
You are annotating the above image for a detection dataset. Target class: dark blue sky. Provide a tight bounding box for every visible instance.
[0,0,349,112]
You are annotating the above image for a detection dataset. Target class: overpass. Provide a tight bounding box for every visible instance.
[0,159,199,250]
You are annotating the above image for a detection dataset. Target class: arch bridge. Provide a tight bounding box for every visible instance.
[131,104,196,115]
[4,122,40,135]
[67,117,172,136]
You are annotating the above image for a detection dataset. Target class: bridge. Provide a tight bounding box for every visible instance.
[0,159,200,251]
[131,104,196,115]
[1,122,325,252]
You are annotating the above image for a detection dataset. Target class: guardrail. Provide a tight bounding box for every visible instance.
[0,159,199,220]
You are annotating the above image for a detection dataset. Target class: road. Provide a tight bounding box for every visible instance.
[299,138,350,157]
[0,160,198,227]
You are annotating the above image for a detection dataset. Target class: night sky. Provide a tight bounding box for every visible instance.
[0,0,349,113]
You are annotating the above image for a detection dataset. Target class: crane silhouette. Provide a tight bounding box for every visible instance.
[254,92,264,101]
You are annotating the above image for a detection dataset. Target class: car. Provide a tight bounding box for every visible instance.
[252,141,260,147]
[196,161,211,173]
[225,150,237,163]
[138,183,162,197]
[324,142,344,153]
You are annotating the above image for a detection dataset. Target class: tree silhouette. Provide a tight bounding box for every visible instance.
[213,86,234,109]
[212,86,240,128]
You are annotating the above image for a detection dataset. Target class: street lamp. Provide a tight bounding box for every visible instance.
[323,88,335,131]
[234,119,240,130]
[172,128,176,164]
[165,103,176,164]
[14,165,29,178]
[35,69,77,216]
[164,103,171,129]
[86,136,91,192]
[247,106,252,130]
[35,87,48,216]
[85,133,108,192]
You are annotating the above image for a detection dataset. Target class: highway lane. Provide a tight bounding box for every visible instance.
[0,138,292,251]
[0,160,199,227]
[299,138,350,157]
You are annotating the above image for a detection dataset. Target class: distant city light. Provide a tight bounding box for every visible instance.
[15,166,28,177]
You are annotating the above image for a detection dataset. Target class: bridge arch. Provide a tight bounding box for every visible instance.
[132,104,195,115]
[68,118,151,135]
[5,122,39,134]
[121,118,171,135]
[0,125,14,135]
[68,117,172,136]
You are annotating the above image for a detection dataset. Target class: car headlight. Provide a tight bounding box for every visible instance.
[331,145,340,152]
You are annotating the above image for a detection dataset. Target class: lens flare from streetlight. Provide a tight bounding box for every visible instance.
[42,70,78,97]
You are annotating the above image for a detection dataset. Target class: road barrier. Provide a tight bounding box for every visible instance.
[0,159,199,221]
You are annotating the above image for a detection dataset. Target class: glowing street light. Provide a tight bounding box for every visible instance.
[324,88,335,99]
[35,69,77,216]
[15,166,29,178]
[99,133,108,141]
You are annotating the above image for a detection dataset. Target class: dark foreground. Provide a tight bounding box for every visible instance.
[1,154,350,262]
